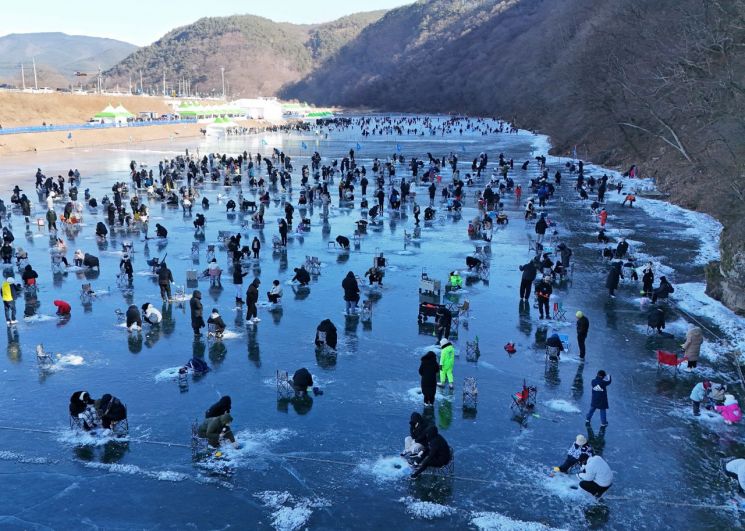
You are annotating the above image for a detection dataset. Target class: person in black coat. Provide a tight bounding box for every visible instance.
[615,238,629,259]
[519,259,538,301]
[155,224,168,238]
[411,426,451,478]
[585,370,611,427]
[535,214,548,243]
[651,276,674,303]
[576,311,590,359]
[648,307,666,334]
[435,305,452,342]
[335,235,350,250]
[95,394,127,430]
[190,290,204,337]
[205,396,231,418]
[535,276,553,319]
[125,304,142,330]
[292,367,313,396]
[158,262,173,301]
[251,237,261,259]
[419,351,439,406]
[641,264,654,297]
[606,261,623,297]
[293,266,311,286]
[246,278,260,322]
[342,271,359,314]
[278,219,288,246]
[403,412,430,456]
[315,319,337,349]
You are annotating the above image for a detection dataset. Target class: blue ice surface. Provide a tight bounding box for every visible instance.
[0,116,741,530]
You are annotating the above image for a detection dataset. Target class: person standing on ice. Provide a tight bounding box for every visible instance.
[437,338,455,390]
[576,311,589,359]
[246,278,260,324]
[518,258,538,301]
[586,370,611,427]
[419,351,438,406]
[681,325,703,371]
[606,261,623,298]
[190,290,205,337]
[342,271,360,315]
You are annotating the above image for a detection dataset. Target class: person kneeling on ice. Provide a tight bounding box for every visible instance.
[402,412,430,458]
[267,280,282,303]
[554,434,593,473]
[95,393,127,432]
[724,459,745,494]
[207,308,226,337]
[155,223,168,238]
[141,303,162,325]
[437,338,455,390]
[545,333,565,359]
[364,266,384,286]
[315,319,338,350]
[448,271,463,290]
[292,367,314,397]
[54,300,71,317]
[410,426,451,478]
[292,266,311,286]
[716,394,743,425]
[125,304,142,331]
[335,235,350,250]
[198,413,239,449]
[69,391,100,431]
[577,453,613,498]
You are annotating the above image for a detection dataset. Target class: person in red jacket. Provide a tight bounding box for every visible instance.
[598,208,608,227]
[54,300,71,316]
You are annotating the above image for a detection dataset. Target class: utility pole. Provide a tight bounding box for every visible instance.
[20,63,26,90]
[128,75,132,94]
[32,57,38,90]
[139,70,143,94]
[163,68,166,96]
[221,67,225,99]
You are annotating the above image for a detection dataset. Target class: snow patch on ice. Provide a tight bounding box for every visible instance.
[254,490,330,531]
[154,366,182,382]
[399,496,456,519]
[23,314,57,323]
[471,511,566,531]
[0,450,56,465]
[544,399,580,413]
[82,461,187,482]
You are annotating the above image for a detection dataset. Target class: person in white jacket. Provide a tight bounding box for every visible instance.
[725,458,745,494]
[577,454,613,498]
[267,279,283,304]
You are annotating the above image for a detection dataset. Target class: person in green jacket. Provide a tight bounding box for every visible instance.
[437,338,455,390]
[198,413,239,448]
[46,208,57,232]
[449,271,463,290]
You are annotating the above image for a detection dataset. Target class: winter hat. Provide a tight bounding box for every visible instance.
[576,311,584,318]
[724,394,737,406]
[575,434,587,446]
[439,338,450,348]
[6,277,15,283]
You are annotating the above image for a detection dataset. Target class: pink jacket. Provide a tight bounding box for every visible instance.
[716,403,743,423]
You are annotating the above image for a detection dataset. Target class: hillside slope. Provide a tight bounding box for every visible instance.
[284,0,745,312]
[104,11,385,97]
[0,32,137,85]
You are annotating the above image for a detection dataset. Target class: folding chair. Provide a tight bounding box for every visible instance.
[35,344,54,369]
[465,337,480,362]
[463,377,478,409]
[552,302,567,321]
[191,242,200,261]
[206,245,216,262]
[361,300,373,323]
[510,380,538,415]
[657,350,688,374]
[276,370,296,399]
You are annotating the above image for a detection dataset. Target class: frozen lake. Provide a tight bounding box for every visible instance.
[0,116,743,530]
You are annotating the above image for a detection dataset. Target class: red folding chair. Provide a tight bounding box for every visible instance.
[656,350,687,374]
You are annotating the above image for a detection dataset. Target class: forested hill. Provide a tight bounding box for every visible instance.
[104,11,385,97]
[283,0,745,312]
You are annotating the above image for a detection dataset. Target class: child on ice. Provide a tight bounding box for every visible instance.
[716,394,743,425]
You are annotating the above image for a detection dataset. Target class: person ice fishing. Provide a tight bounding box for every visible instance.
[267,280,282,303]
[553,434,594,473]
[641,262,654,297]
[141,303,162,325]
[724,459,745,494]
[125,304,142,331]
[207,308,226,337]
[434,305,452,342]
[205,396,231,418]
[190,290,204,337]
[576,311,589,359]
[155,223,168,238]
[69,391,99,431]
[577,453,613,498]
[293,266,311,286]
[402,412,430,457]
[342,271,360,314]
[651,275,674,303]
[647,307,666,334]
[437,338,455,390]
[292,367,313,396]
[448,271,463,290]
[198,413,239,449]
[315,319,338,350]
[586,370,611,427]
[21,264,38,287]
[419,350,439,406]
[690,380,712,417]
[1,276,20,325]
[95,394,127,431]
[410,426,451,478]
[716,394,743,425]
